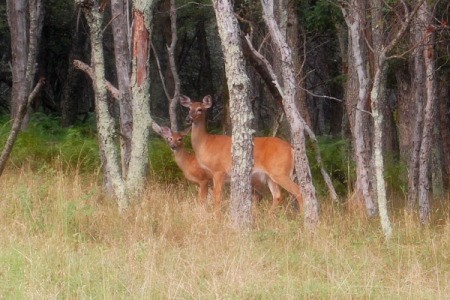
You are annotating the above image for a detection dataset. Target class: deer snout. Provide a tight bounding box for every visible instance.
[185,115,193,124]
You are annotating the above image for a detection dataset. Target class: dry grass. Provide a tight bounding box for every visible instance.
[0,165,449,299]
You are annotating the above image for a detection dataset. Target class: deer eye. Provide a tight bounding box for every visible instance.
[177,138,182,142]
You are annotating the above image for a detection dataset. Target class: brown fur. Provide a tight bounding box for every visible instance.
[157,126,210,204]
[180,95,303,212]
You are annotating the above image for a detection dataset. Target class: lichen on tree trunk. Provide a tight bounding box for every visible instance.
[212,0,254,229]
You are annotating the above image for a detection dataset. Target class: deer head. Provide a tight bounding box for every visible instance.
[157,126,191,151]
[179,95,212,124]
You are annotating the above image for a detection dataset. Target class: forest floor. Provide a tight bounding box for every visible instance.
[0,165,449,299]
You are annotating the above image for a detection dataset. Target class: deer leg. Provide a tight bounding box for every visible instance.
[197,180,209,204]
[267,177,282,213]
[270,175,303,213]
[212,172,226,213]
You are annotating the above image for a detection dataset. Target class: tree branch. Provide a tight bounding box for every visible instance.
[73,59,120,100]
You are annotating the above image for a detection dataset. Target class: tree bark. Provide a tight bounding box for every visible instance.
[76,0,128,210]
[167,0,180,132]
[0,0,44,176]
[341,0,377,217]
[417,1,436,224]
[261,0,319,229]
[126,0,156,195]
[111,0,133,177]
[212,0,254,229]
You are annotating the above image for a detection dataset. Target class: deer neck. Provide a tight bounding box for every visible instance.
[190,115,209,151]
[173,147,191,167]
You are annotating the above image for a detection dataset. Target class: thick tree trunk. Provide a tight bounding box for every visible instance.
[438,75,450,190]
[262,0,319,229]
[212,0,254,228]
[111,0,133,177]
[0,0,43,176]
[406,10,426,210]
[286,0,311,128]
[126,0,155,195]
[7,0,29,123]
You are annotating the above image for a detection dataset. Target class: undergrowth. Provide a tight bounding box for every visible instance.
[0,166,448,298]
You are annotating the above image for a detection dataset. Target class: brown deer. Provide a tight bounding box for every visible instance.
[152,123,269,206]
[153,124,211,204]
[180,95,303,212]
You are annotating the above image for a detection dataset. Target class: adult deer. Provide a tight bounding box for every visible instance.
[180,95,303,212]
[152,124,210,204]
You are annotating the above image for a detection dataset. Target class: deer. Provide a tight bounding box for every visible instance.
[152,124,211,204]
[179,95,303,213]
[152,123,269,206]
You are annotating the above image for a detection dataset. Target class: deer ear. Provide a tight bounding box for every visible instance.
[179,95,192,108]
[203,95,212,108]
[180,126,191,137]
[159,126,172,138]
[151,121,162,134]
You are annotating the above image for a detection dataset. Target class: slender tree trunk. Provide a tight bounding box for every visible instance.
[341,0,377,217]
[167,0,180,131]
[212,0,254,228]
[262,0,319,229]
[77,0,128,210]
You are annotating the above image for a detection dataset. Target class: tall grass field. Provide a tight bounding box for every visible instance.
[0,116,449,298]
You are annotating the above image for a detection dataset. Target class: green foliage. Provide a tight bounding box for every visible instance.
[308,136,353,197]
[0,114,100,172]
[384,153,408,196]
[300,0,343,33]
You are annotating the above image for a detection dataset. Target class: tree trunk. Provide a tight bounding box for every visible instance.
[167,0,180,132]
[406,8,426,210]
[417,1,436,224]
[7,0,29,123]
[111,0,133,177]
[261,0,319,229]
[0,0,44,176]
[212,0,254,229]
[286,0,311,127]
[438,75,450,190]
[126,0,156,195]
[341,0,377,217]
[77,0,128,210]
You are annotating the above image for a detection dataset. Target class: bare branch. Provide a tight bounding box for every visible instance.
[385,0,427,57]
[150,42,171,101]
[73,59,120,100]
